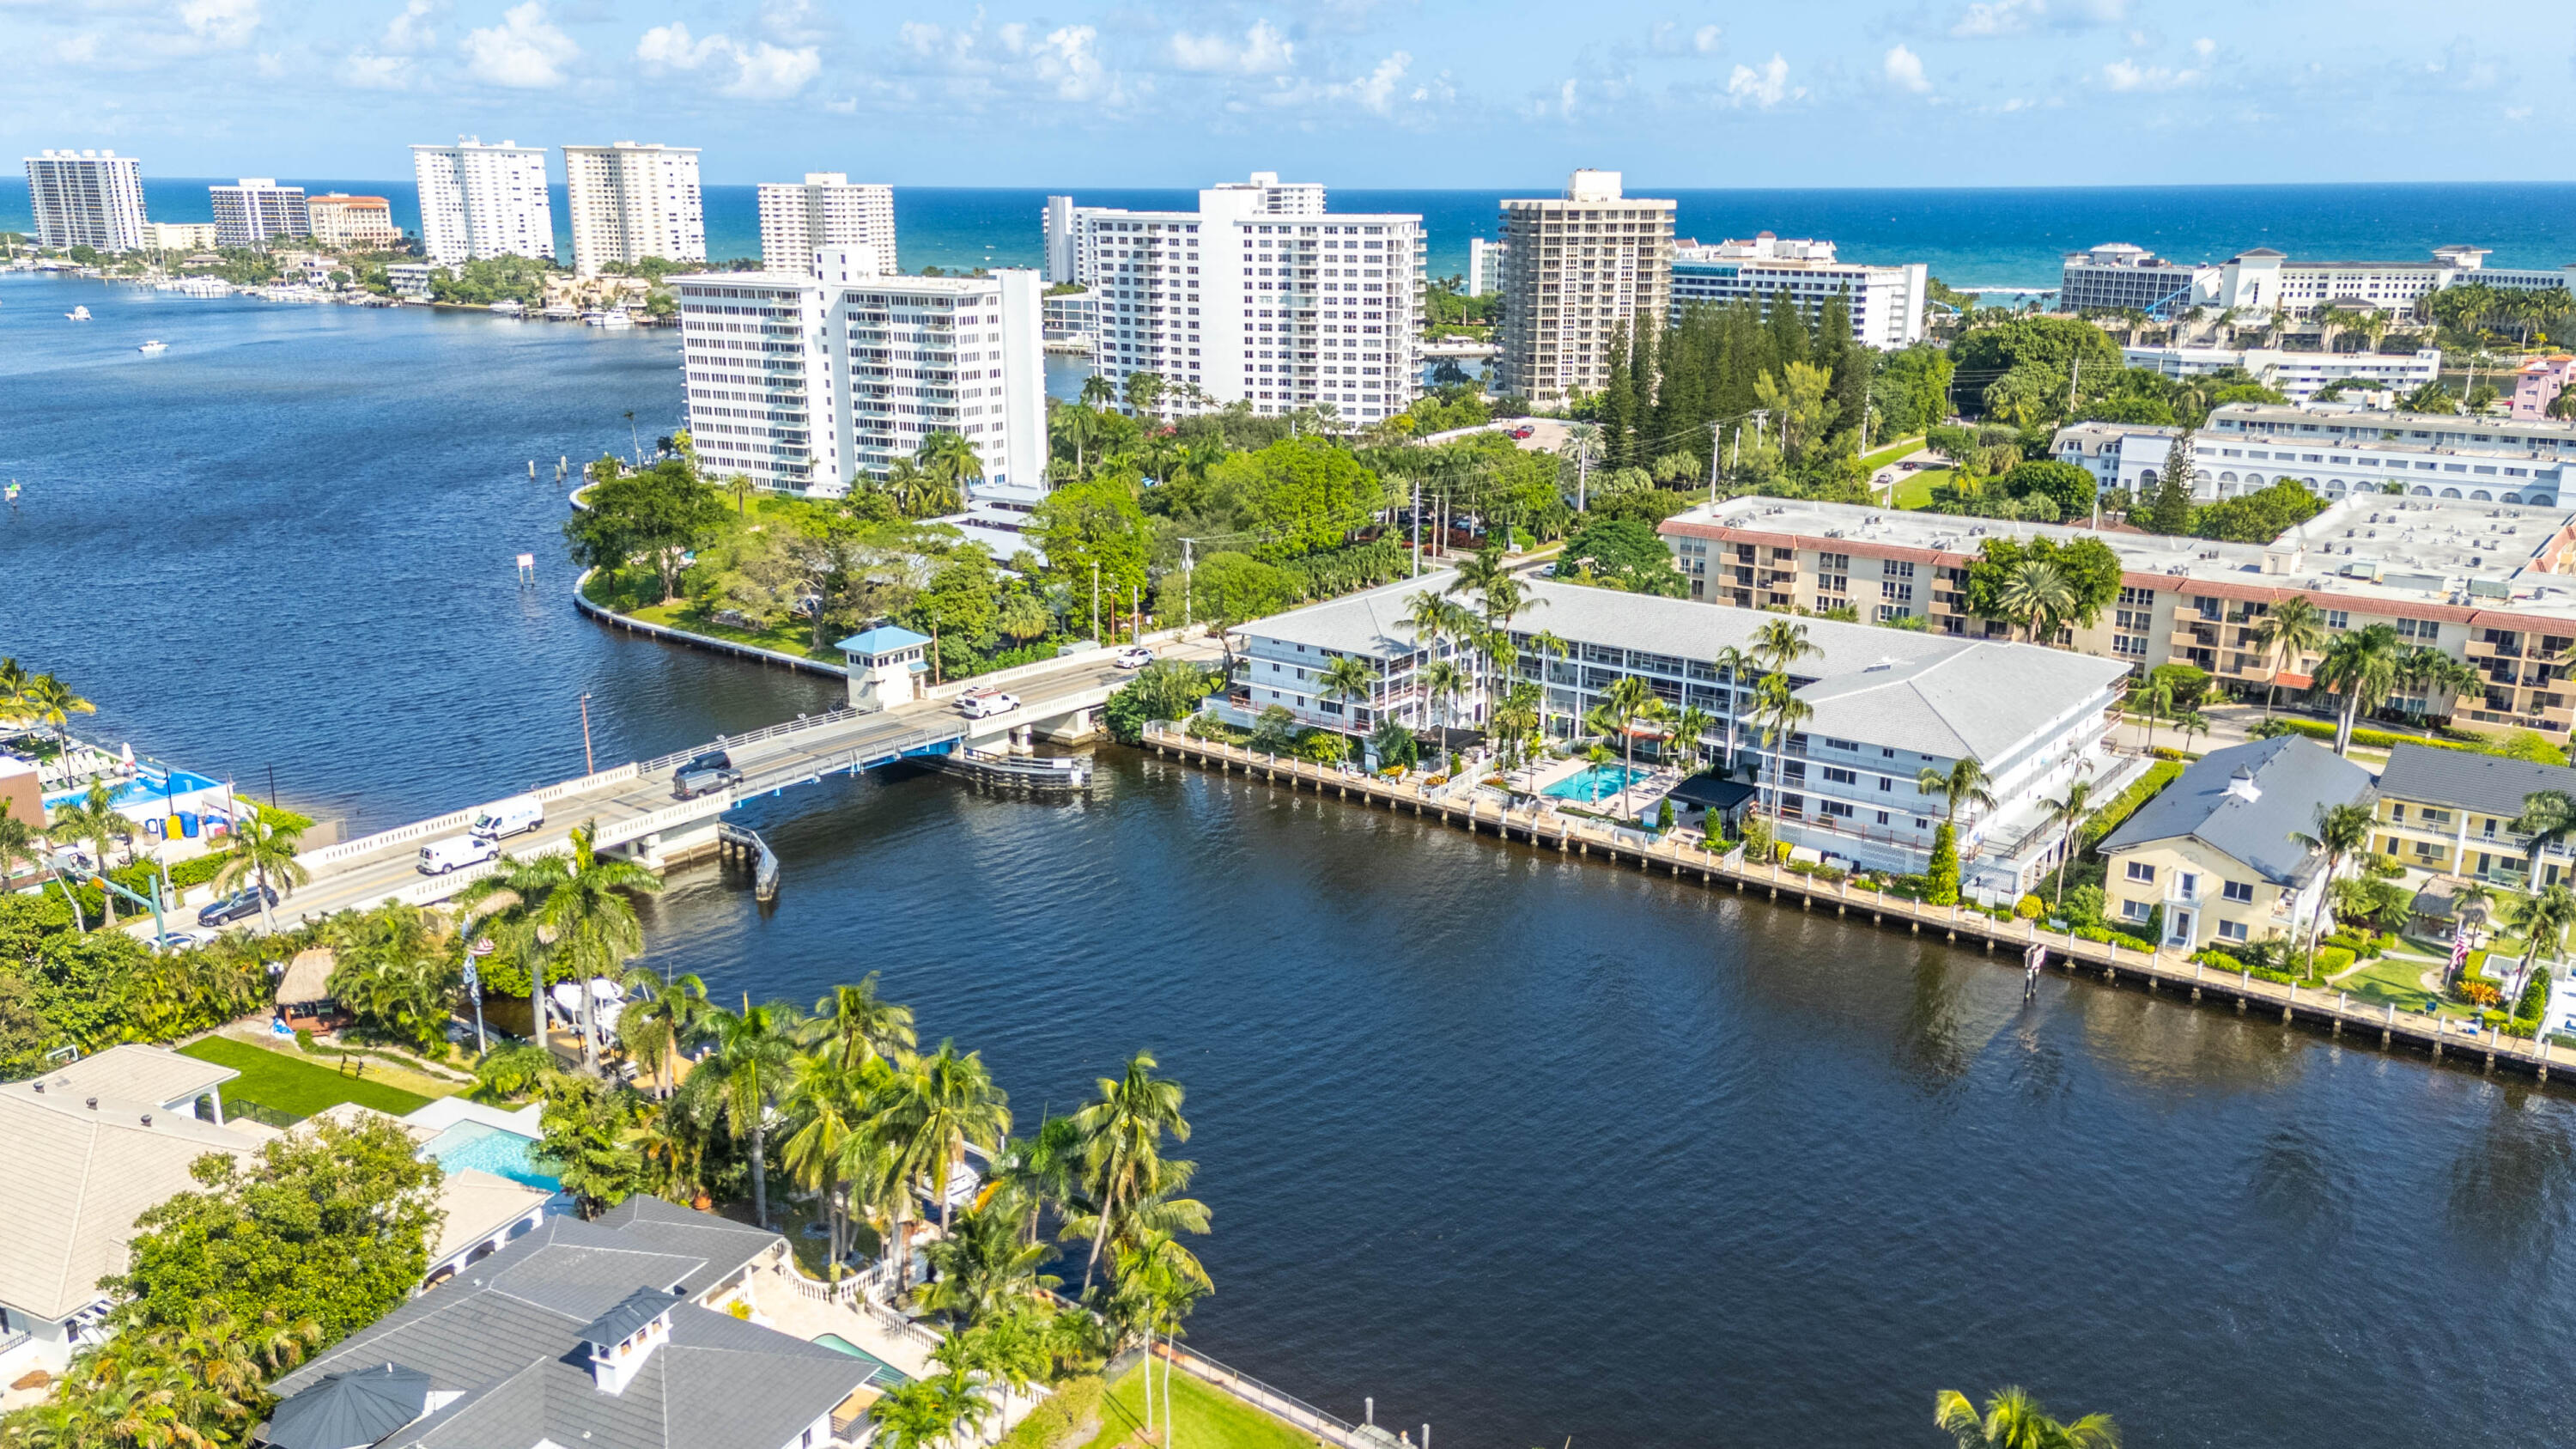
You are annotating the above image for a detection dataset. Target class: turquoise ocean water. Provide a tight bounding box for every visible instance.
[7,179,2575,294]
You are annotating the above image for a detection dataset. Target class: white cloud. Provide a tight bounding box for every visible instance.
[1952,0,2123,39]
[1724,52,1801,108]
[178,0,259,47]
[1883,44,1929,93]
[1170,21,1293,74]
[55,31,100,63]
[343,49,412,87]
[1018,23,1113,101]
[1695,24,1721,52]
[895,15,1131,107]
[2193,36,2215,58]
[384,0,440,52]
[2101,58,2199,91]
[463,1,577,87]
[635,21,819,96]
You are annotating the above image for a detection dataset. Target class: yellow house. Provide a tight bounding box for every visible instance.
[2372,743,2576,887]
[2099,736,2375,952]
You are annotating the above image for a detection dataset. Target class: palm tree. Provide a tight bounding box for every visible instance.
[1051,405,1103,479]
[458,826,662,1072]
[1417,660,1470,774]
[2132,674,2175,754]
[807,973,918,1070]
[1528,629,1571,741]
[2503,884,2576,1002]
[781,1050,886,1275]
[2315,623,2403,754]
[1668,705,1716,773]
[1079,373,1115,408]
[724,472,756,515]
[892,1041,1015,1236]
[2173,709,2210,755]
[1996,558,2075,643]
[2396,645,2481,726]
[2290,801,2375,961]
[1069,1050,1190,1294]
[1750,673,1814,823]
[0,815,40,891]
[617,968,708,1096]
[2251,597,2328,717]
[920,1197,1060,1325]
[1916,758,1996,829]
[687,995,804,1227]
[1712,643,1759,773]
[1935,1386,2120,1449]
[210,808,308,935]
[1597,674,1657,807]
[1751,617,1821,678]
[1317,653,1380,737]
[916,429,985,505]
[2514,788,2576,886]
[46,783,130,925]
[2040,776,2097,909]
[0,657,27,724]
[14,672,96,738]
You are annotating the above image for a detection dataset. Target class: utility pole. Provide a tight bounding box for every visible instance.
[1707,420,1723,503]
[1181,538,1195,631]
[579,694,595,775]
[1411,478,1422,577]
[1577,435,1593,513]
[1091,560,1100,643]
[2069,356,2081,412]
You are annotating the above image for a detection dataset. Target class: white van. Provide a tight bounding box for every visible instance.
[471,795,544,841]
[957,690,1021,719]
[417,835,500,875]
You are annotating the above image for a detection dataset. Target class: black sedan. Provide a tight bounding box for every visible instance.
[197,883,279,926]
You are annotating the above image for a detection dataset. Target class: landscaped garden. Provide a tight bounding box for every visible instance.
[179,1033,437,1121]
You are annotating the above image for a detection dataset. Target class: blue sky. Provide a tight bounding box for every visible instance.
[5,0,2572,187]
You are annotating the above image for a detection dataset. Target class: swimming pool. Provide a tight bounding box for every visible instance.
[812,1334,911,1387]
[43,768,228,811]
[1541,764,1650,803]
[420,1120,564,1191]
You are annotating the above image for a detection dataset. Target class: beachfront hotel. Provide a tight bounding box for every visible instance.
[307,192,399,249]
[2060,241,2576,320]
[21,149,147,253]
[563,141,707,277]
[1669,234,1929,349]
[410,137,556,265]
[1216,574,2131,895]
[1492,171,1676,407]
[671,250,1048,496]
[2052,400,2576,502]
[758,174,896,276]
[1660,490,2576,741]
[1040,173,1428,423]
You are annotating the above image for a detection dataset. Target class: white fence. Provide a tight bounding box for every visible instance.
[299,764,643,871]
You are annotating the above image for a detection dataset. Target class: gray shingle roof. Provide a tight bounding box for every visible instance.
[2375,743,2576,819]
[2099,736,2376,884]
[270,1201,865,1449]
[580,1287,683,1345]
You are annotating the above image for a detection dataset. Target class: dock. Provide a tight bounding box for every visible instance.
[1144,721,2571,1087]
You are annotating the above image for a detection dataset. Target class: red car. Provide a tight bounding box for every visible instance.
[1508,424,1535,440]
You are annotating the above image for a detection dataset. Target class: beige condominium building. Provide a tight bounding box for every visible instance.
[2098,736,2373,953]
[2371,742,2576,887]
[1493,170,1674,407]
[563,141,706,277]
[1659,493,2576,741]
[307,192,400,249]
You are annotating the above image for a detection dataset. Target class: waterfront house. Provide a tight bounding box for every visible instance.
[262,1198,880,1449]
[1218,574,2135,894]
[2098,737,2374,952]
[2370,743,2576,886]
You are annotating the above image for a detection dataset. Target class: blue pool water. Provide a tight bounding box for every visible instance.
[813,1335,911,1387]
[421,1120,563,1192]
[45,768,228,811]
[1541,764,1650,804]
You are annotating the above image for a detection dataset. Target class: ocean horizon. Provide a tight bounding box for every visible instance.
[7,177,2575,295]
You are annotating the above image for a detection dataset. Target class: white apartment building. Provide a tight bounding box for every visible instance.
[2054,401,2576,506]
[410,138,556,266]
[209,179,310,249]
[1220,572,2131,894]
[1494,171,1676,406]
[1670,234,1927,349]
[2063,241,2576,321]
[22,150,147,252]
[562,142,703,277]
[674,250,1046,496]
[2121,344,2442,405]
[1042,173,1426,423]
[307,193,399,249]
[758,174,895,275]
[143,222,216,252]
[1467,237,1505,297]
[1042,287,1100,346]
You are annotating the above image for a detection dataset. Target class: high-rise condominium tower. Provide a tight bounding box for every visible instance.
[563,142,705,277]
[1494,170,1675,407]
[758,174,896,276]
[23,149,147,252]
[411,138,555,265]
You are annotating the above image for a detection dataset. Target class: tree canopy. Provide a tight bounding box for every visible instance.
[1965,534,2122,630]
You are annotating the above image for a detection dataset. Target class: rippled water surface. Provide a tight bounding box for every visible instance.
[10,271,2576,1446]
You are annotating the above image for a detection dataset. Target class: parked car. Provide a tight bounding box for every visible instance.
[471,794,544,840]
[957,690,1021,719]
[197,883,279,926]
[148,930,213,953]
[1115,646,1154,669]
[418,835,501,875]
[671,750,744,800]
[1508,424,1535,440]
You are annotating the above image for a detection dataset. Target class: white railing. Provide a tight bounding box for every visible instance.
[640,712,864,774]
[301,764,642,870]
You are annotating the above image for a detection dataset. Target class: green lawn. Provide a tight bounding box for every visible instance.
[581,569,835,662]
[1892,466,1952,509]
[1074,1364,1315,1449]
[179,1036,434,1122]
[1859,435,1926,471]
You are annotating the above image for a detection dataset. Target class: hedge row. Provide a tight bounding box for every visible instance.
[2084,760,2186,849]
[2266,718,2485,754]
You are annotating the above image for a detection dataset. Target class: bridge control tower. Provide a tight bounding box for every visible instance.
[837,626,933,712]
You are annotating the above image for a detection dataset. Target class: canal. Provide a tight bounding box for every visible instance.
[8,273,2576,1447]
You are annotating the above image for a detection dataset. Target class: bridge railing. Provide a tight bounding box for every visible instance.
[638,709,866,775]
[300,764,644,871]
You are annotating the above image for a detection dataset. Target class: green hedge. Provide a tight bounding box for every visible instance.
[2085,761,2185,849]
[2268,718,2484,753]
[2316,946,2357,972]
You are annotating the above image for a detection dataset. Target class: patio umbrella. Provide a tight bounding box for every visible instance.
[264,1364,432,1449]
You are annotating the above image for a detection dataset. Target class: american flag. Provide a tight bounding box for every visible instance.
[2450,927,2473,981]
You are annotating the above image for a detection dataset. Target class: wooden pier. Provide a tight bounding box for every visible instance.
[1144,723,2569,1087]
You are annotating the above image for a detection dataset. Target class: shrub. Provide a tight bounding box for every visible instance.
[1005,1375,1106,1449]
[2263,718,2486,754]
[2459,981,2504,1008]
[2014,894,2044,920]
[1925,822,1960,905]
[2085,761,2185,848]
[2315,946,2356,972]
[1656,798,1675,831]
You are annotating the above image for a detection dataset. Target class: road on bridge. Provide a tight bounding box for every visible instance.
[258,639,1222,928]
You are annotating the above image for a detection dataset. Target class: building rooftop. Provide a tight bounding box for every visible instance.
[270,1201,846,1449]
[30,1043,236,1110]
[2376,742,2576,818]
[2099,736,2375,885]
[836,625,932,656]
[1663,493,2576,626]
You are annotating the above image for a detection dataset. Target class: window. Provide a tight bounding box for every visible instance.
[2222,880,2254,903]
[2124,861,2155,884]
[2218,920,2249,942]
[2177,872,2199,899]
[1822,766,1856,785]
[1821,801,1856,818]
[2121,898,2152,922]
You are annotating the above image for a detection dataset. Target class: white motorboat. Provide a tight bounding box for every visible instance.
[65,305,91,320]
[137,339,167,353]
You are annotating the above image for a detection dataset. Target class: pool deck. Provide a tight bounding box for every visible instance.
[1145,721,2576,1088]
